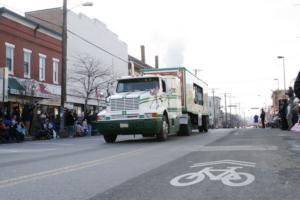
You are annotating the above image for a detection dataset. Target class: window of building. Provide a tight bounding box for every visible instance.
[194,84,204,105]
[23,48,32,78]
[39,53,46,81]
[5,42,15,74]
[53,58,59,84]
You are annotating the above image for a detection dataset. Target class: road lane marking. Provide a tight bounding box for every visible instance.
[170,160,256,187]
[193,145,278,151]
[191,160,256,168]
[33,142,75,146]
[0,148,57,154]
[0,147,152,189]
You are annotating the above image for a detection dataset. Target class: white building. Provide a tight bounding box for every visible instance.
[208,96,222,128]
[26,8,128,113]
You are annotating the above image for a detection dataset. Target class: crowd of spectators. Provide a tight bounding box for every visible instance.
[0,104,98,143]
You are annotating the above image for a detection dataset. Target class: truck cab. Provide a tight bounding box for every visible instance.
[95,75,182,143]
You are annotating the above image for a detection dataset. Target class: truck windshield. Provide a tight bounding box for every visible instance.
[116,78,159,93]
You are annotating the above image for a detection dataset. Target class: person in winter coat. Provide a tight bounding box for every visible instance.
[286,87,298,129]
[22,103,33,135]
[12,106,21,122]
[65,110,75,137]
[260,109,266,128]
[294,71,300,99]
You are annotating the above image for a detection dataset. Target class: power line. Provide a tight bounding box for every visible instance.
[23,14,129,63]
[2,5,155,68]
[67,30,129,64]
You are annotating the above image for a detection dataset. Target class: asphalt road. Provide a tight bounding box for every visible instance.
[1,128,300,200]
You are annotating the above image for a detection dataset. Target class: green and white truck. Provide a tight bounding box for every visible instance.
[94,67,209,143]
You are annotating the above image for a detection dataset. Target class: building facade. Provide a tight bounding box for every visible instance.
[208,96,222,128]
[0,7,62,115]
[26,8,128,114]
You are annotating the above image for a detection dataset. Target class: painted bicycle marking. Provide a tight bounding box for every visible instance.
[170,160,256,187]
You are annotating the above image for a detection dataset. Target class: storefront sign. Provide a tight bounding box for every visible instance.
[9,77,61,99]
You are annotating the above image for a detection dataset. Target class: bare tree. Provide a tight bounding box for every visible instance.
[70,55,117,114]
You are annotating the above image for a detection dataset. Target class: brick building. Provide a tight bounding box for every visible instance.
[0,7,62,115]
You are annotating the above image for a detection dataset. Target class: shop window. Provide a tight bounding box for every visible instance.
[5,42,15,74]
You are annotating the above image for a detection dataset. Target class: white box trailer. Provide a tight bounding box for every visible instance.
[94,67,209,143]
[143,67,209,134]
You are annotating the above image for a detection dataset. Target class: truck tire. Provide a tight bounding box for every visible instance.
[103,134,117,143]
[203,116,208,133]
[179,122,192,136]
[157,115,169,141]
[198,126,204,133]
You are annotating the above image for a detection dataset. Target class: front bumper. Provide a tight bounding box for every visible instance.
[92,118,163,136]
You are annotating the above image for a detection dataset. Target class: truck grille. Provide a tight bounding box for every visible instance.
[111,98,139,111]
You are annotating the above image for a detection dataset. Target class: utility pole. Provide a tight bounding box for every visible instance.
[244,111,246,128]
[229,94,232,128]
[212,89,216,128]
[238,103,241,119]
[224,93,228,128]
[60,0,68,134]
[211,88,219,128]
[277,56,287,96]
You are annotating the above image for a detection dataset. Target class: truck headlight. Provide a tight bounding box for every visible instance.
[97,115,106,121]
[144,113,158,118]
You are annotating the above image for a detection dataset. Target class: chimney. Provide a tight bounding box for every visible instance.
[155,55,159,68]
[141,45,145,63]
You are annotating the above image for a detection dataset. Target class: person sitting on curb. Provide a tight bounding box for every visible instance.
[9,120,25,143]
[0,119,10,143]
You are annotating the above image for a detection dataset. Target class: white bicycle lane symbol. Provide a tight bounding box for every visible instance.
[170,160,256,187]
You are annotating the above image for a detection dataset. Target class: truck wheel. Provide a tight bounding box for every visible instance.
[179,123,192,136]
[157,116,169,141]
[198,126,204,133]
[103,134,117,143]
[203,116,208,133]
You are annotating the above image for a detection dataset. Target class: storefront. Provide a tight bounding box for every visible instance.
[6,76,61,118]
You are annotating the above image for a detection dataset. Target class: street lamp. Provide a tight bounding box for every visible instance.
[277,56,286,95]
[273,78,279,91]
[60,0,93,135]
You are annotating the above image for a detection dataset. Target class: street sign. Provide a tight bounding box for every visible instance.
[0,67,8,102]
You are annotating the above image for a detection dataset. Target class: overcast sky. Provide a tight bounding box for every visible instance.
[1,0,300,116]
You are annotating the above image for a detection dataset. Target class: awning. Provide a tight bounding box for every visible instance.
[8,77,25,93]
